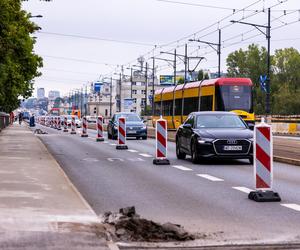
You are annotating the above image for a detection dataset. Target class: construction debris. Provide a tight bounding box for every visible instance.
[102,206,194,242]
[34,129,48,134]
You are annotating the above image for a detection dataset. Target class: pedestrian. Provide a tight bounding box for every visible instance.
[18,112,23,125]
[10,112,15,125]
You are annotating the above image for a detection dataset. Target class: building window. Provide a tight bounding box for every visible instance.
[105,109,108,116]
[132,82,137,86]
[133,98,137,103]
[141,90,146,95]
[132,90,137,95]
[141,98,146,106]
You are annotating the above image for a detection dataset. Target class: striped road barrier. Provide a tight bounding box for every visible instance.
[248,118,281,202]
[96,116,104,142]
[57,116,62,130]
[70,116,76,135]
[63,116,68,132]
[153,117,170,165]
[81,116,88,137]
[116,117,128,150]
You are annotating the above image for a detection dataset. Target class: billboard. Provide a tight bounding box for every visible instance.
[159,75,182,85]
[123,98,134,112]
[94,82,103,92]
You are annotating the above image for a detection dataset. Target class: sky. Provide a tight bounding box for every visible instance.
[21,0,300,97]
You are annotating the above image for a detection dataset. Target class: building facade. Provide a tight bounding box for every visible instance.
[37,88,45,99]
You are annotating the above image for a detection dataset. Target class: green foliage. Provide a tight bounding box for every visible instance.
[0,0,43,112]
[177,77,184,85]
[197,70,209,81]
[226,44,300,115]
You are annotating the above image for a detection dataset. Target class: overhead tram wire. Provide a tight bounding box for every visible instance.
[38,31,157,47]
[122,0,288,74]
[121,0,265,69]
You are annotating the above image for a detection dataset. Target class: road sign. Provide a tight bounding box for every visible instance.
[259,75,267,92]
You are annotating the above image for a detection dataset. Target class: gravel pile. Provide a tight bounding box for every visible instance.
[102,206,194,242]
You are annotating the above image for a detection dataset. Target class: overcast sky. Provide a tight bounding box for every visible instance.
[22,0,300,97]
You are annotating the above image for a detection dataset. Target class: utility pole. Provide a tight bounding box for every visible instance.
[189,29,221,77]
[144,62,148,115]
[174,49,177,85]
[85,84,87,116]
[231,8,271,116]
[119,72,122,112]
[130,68,133,99]
[152,57,155,116]
[184,44,187,84]
[110,77,112,118]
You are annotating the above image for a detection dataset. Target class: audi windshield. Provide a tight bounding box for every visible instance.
[196,114,247,129]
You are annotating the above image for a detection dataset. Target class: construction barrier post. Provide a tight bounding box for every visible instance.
[153,117,170,165]
[70,116,76,134]
[248,118,281,202]
[57,116,62,130]
[81,116,88,137]
[116,116,128,150]
[96,116,104,142]
[63,116,68,132]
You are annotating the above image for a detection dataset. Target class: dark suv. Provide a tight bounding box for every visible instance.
[176,111,253,164]
[107,112,147,140]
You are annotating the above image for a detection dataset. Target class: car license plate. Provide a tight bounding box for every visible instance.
[127,130,136,134]
[223,145,242,151]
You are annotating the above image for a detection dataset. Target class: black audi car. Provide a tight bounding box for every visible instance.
[176,111,253,164]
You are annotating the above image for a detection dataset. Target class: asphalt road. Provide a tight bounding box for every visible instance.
[35,125,300,246]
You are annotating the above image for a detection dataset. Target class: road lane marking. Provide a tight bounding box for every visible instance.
[110,143,117,146]
[197,174,224,182]
[172,165,193,171]
[139,153,152,158]
[107,158,124,162]
[281,204,300,212]
[103,141,108,143]
[128,158,145,162]
[232,186,254,194]
[127,149,138,153]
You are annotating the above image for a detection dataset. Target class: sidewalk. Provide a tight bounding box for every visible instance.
[0,124,109,249]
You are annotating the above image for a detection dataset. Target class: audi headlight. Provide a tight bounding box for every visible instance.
[198,138,214,144]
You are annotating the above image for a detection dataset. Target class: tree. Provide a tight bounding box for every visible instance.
[177,77,184,85]
[226,44,300,115]
[0,0,43,113]
[197,70,209,81]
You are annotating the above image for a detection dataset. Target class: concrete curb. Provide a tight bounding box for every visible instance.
[32,127,99,219]
[274,156,300,167]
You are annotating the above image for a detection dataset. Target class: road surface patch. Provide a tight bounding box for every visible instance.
[197,174,224,182]
[232,186,254,194]
[107,158,124,162]
[281,203,300,212]
[139,153,152,158]
[172,165,193,171]
[127,149,138,153]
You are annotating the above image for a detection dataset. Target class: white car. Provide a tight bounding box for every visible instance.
[65,115,82,128]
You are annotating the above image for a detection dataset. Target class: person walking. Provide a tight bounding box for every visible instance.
[18,112,23,125]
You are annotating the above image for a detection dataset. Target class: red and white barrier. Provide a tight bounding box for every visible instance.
[153,117,170,165]
[248,118,280,202]
[57,116,62,130]
[63,116,68,132]
[96,116,104,142]
[116,117,128,149]
[54,116,58,129]
[81,116,88,137]
[70,116,76,134]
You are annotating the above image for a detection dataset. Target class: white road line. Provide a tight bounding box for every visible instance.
[103,141,108,143]
[232,186,254,194]
[281,204,300,212]
[139,153,152,158]
[110,143,117,146]
[127,149,138,153]
[197,174,224,182]
[172,165,193,171]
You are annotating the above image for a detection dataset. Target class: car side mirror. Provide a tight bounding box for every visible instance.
[183,123,192,129]
[143,120,147,123]
[248,123,255,130]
